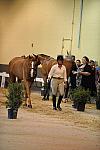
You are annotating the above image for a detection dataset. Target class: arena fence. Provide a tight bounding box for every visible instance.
[0,72,44,88]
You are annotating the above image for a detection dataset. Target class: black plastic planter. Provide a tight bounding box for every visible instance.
[8,108,18,119]
[13,110,18,119]
[72,101,78,109]
[77,102,85,112]
[96,101,100,110]
[8,108,13,119]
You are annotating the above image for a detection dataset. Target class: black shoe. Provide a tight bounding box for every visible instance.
[53,107,57,110]
[57,106,62,111]
[42,96,46,100]
[47,96,49,100]
[52,95,56,109]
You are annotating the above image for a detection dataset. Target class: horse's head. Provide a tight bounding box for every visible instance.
[27,55,39,79]
[33,54,41,65]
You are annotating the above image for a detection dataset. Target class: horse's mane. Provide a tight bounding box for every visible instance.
[38,54,54,59]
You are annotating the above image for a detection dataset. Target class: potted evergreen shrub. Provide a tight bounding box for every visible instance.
[71,87,90,111]
[96,83,100,110]
[6,82,24,119]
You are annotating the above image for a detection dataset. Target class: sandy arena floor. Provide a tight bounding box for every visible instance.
[0,88,100,150]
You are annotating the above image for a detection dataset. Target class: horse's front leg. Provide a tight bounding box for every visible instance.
[21,81,27,107]
[23,88,28,107]
[24,80,32,108]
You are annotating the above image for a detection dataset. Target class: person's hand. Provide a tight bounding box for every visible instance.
[78,71,82,75]
[72,71,77,74]
[64,81,67,89]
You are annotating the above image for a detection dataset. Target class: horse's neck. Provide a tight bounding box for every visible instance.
[40,57,54,66]
[38,56,46,65]
[38,54,54,64]
[39,59,44,65]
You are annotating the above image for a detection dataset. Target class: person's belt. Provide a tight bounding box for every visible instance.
[52,77,64,79]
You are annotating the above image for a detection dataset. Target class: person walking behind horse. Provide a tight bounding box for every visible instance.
[79,56,92,92]
[89,60,97,98]
[76,59,82,87]
[48,55,67,111]
[70,55,77,89]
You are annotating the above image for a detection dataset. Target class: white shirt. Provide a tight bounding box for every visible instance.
[48,64,67,82]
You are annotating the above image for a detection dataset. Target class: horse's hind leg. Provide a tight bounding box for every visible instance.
[24,80,32,108]
[23,86,28,107]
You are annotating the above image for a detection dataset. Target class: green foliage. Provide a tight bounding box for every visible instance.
[6,82,24,110]
[71,87,90,104]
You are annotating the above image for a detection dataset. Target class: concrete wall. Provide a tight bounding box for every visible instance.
[0,0,100,65]
[72,0,100,64]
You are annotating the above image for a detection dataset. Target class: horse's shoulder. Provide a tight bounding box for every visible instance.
[9,57,26,72]
[63,59,72,65]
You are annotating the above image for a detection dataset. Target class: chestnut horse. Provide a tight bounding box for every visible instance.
[37,54,72,100]
[9,55,39,108]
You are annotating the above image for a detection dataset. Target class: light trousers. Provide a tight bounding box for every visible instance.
[51,78,64,96]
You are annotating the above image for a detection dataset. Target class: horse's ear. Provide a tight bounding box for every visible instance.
[33,54,39,61]
[21,55,25,58]
[33,54,37,57]
[28,55,31,59]
[36,55,38,59]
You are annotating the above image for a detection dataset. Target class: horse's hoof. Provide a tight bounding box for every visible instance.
[23,103,27,107]
[28,105,32,108]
